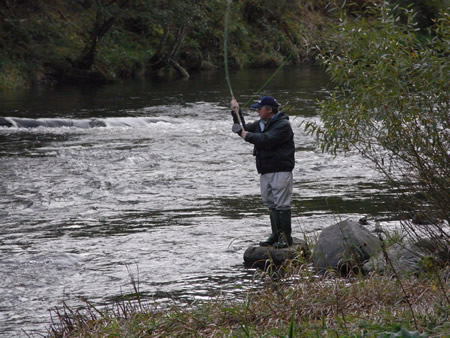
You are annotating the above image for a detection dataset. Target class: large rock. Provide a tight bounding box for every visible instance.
[312,219,381,274]
[363,242,424,275]
[243,238,310,269]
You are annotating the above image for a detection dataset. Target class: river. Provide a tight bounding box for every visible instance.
[0,66,392,337]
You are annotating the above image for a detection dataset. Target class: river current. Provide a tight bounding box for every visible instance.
[0,67,391,336]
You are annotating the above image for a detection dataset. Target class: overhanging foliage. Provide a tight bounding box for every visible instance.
[306,3,449,258]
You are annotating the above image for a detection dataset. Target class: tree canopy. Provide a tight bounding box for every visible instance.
[1,0,446,88]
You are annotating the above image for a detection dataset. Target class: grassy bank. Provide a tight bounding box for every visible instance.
[47,261,449,337]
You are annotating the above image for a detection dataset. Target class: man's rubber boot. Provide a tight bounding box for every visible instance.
[273,209,293,249]
[259,209,279,246]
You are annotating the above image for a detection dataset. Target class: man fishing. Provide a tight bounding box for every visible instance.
[231,96,295,248]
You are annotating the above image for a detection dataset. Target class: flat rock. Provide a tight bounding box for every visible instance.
[243,238,310,269]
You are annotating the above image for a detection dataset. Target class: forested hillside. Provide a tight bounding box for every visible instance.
[0,0,445,88]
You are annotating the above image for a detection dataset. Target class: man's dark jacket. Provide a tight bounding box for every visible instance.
[239,112,295,174]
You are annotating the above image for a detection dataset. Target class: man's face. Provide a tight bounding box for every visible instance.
[257,106,273,120]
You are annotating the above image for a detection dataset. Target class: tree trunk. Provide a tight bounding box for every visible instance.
[75,0,129,70]
[76,16,116,70]
[148,24,188,77]
[148,21,171,69]
[169,59,189,79]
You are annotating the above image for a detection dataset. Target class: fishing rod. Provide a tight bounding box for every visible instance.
[223,0,294,123]
[224,0,245,132]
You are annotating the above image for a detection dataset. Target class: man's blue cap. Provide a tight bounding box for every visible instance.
[251,96,279,109]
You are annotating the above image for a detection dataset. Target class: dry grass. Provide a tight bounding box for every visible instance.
[47,262,449,337]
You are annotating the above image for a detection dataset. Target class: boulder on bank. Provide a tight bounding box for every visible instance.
[312,219,381,274]
[363,242,424,275]
[243,238,310,269]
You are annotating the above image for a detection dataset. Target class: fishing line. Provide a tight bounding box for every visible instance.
[223,0,235,99]
[224,0,245,131]
[223,0,293,112]
[241,53,294,109]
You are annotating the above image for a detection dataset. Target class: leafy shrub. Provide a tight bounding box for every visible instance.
[0,60,29,89]
[306,4,449,258]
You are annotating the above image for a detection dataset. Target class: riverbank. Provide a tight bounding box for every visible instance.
[0,1,331,89]
[46,221,450,337]
[2,1,444,90]
[47,260,449,337]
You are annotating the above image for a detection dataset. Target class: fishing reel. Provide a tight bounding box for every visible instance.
[232,123,243,134]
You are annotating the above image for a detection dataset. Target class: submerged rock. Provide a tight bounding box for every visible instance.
[0,117,12,128]
[243,238,310,269]
[312,218,381,275]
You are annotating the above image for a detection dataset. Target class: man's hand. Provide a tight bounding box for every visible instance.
[240,130,247,139]
[231,99,239,112]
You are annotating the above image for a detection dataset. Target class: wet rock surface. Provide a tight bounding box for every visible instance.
[243,238,310,269]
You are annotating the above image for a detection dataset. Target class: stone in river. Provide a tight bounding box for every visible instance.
[243,238,310,269]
